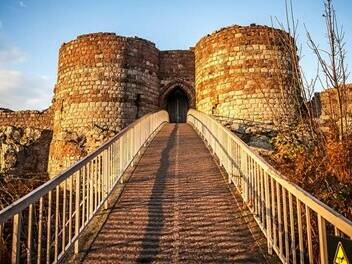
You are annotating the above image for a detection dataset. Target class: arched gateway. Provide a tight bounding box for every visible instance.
[166,88,189,123]
[159,81,195,123]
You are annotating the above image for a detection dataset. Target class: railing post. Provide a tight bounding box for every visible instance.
[318,215,328,264]
[74,170,81,254]
[119,137,124,183]
[241,149,248,203]
[264,172,273,255]
[11,213,21,264]
[103,150,108,210]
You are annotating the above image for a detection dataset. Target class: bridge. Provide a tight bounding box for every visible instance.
[1,110,352,264]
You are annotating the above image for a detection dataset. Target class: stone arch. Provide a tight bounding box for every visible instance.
[159,79,195,108]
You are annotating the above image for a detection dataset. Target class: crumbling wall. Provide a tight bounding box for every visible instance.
[312,85,352,120]
[0,126,52,177]
[0,108,52,130]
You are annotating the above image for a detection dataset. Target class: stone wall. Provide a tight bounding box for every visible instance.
[159,50,195,107]
[312,85,352,120]
[48,33,160,177]
[0,108,52,130]
[194,24,300,124]
[0,25,302,179]
[0,126,52,177]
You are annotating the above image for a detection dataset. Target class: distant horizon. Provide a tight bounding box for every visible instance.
[0,0,351,110]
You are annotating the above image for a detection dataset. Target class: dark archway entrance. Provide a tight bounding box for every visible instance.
[166,88,189,123]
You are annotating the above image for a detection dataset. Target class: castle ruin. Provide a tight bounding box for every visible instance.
[0,24,302,179]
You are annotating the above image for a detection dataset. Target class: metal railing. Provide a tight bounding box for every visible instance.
[0,110,169,264]
[187,109,352,264]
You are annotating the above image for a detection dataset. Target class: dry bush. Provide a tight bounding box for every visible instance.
[261,0,352,219]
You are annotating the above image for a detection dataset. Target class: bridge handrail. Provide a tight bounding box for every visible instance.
[187,109,352,264]
[0,110,169,263]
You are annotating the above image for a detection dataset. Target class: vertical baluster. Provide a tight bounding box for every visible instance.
[289,193,296,263]
[227,134,231,180]
[82,165,86,226]
[104,150,108,210]
[74,170,81,254]
[264,172,272,254]
[248,158,253,207]
[270,177,277,250]
[89,161,93,218]
[305,205,313,264]
[255,165,260,217]
[276,182,283,258]
[98,156,101,206]
[37,197,43,264]
[241,150,248,203]
[101,154,104,202]
[95,157,99,209]
[54,186,60,262]
[318,215,328,264]
[296,198,304,264]
[86,164,90,224]
[260,168,265,225]
[93,157,98,211]
[283,187,289,261]
[62,180,67,253]
[251,161,255,212]
[46,191,52,263]
[110,146,113,187]
[110,144,116,186]
[12,213,21,264]
[27,204,33,263]
[68,176,73,243]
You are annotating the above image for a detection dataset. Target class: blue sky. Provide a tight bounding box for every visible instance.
[0,0,351,110]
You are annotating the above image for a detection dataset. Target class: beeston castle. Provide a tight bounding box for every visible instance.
[0,24,344,179]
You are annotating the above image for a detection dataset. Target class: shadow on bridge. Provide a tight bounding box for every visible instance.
[136,124,177,263]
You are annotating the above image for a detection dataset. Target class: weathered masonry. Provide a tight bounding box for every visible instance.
[0,24,301,178]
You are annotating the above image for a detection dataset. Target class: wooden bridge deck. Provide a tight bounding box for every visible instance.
[80,124,271,263]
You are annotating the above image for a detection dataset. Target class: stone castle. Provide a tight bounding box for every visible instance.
[1,24,332,179]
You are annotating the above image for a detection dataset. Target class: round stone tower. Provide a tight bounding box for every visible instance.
[48,33,160,177]
[194,25,300,124]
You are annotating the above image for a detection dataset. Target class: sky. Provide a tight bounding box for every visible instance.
[0,0,351,110]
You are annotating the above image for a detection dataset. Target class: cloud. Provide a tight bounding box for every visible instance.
[0,47,26,66]
[0,69,53,110]
[0,45,53,110]
[19,1,26,7]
